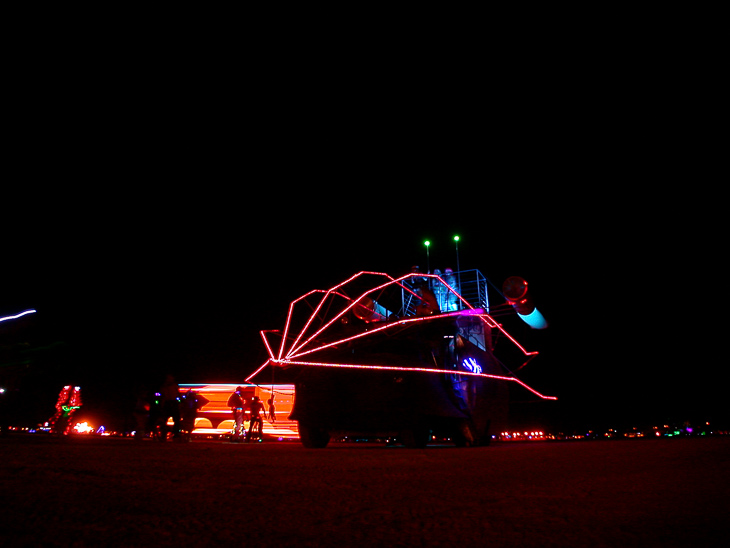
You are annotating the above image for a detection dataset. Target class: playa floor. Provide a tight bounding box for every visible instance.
[1,436,727,547]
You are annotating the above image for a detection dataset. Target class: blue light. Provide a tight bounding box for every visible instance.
[462,357,482,374]
[518,308,548,330]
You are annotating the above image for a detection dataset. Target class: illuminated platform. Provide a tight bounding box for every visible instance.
[179,384,299,439]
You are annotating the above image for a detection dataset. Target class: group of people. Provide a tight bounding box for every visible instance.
[132,378,276,442]
[411,266,461,314]
[227,386,276,442]
[133,374,206,441]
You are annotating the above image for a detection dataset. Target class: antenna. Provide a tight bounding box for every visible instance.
[423,240,431,273]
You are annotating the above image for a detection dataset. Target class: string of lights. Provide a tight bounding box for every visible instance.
[247,271,556,402]
[269,359,557,401]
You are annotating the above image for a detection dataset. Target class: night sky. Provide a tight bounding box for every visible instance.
[2,42,722,433]
[3,177,721,434]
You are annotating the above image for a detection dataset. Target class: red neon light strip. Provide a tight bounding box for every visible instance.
[421,273,474,311]
[278,272,396,360]
[251,271,545,397]
[278,288,328,360]
[289,309,486,361]
[272,359,557,401]
[287,272,472,359]
[284,289,344,361]
[285,272,400,358]
[281,271,426,360]
[286,289,362,360]
[245,360,271,383]
[260,330,278,361]
[477,315,539,357]
[279,272,537,360]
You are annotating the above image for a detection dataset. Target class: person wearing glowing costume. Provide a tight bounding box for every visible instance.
[49,385,82,435]
[160,375,181,441]
[227,387,246,442]
[180,389,206,441]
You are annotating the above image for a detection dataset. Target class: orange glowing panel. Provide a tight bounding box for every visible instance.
[179,384,298,438]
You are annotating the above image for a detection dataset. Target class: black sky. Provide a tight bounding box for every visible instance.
[2,36,723,432]
[4,177,721,433]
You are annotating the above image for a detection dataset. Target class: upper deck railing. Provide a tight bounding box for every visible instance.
[398,269,491,317]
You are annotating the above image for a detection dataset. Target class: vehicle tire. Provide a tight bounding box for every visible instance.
[453,420,477,447]
[298,422,330,448]
[477,419,492,446]
[453,419,492,447]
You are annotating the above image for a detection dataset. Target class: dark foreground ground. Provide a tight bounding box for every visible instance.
[1,436,727,547]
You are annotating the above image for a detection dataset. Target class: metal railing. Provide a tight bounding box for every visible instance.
[397,269,491,316]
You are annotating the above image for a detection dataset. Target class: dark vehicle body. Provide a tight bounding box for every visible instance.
[251,270,551,448]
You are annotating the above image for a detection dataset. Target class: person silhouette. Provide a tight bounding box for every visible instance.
[267,396,276,423]
[247,396,265,442]
[227,386,246,442]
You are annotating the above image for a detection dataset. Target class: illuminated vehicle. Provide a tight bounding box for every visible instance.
[248,270,555,448]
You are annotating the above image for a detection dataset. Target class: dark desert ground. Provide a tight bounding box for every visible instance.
[1,435,727,547]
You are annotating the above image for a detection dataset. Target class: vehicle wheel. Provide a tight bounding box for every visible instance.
[453,419,492,447]
[477,419,492,446]
[453,420,477,447]
[298,422,330,448]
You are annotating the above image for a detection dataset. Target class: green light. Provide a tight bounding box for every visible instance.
[61,405,81,417]
[424,240,430,247]
[453,235,460,242]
